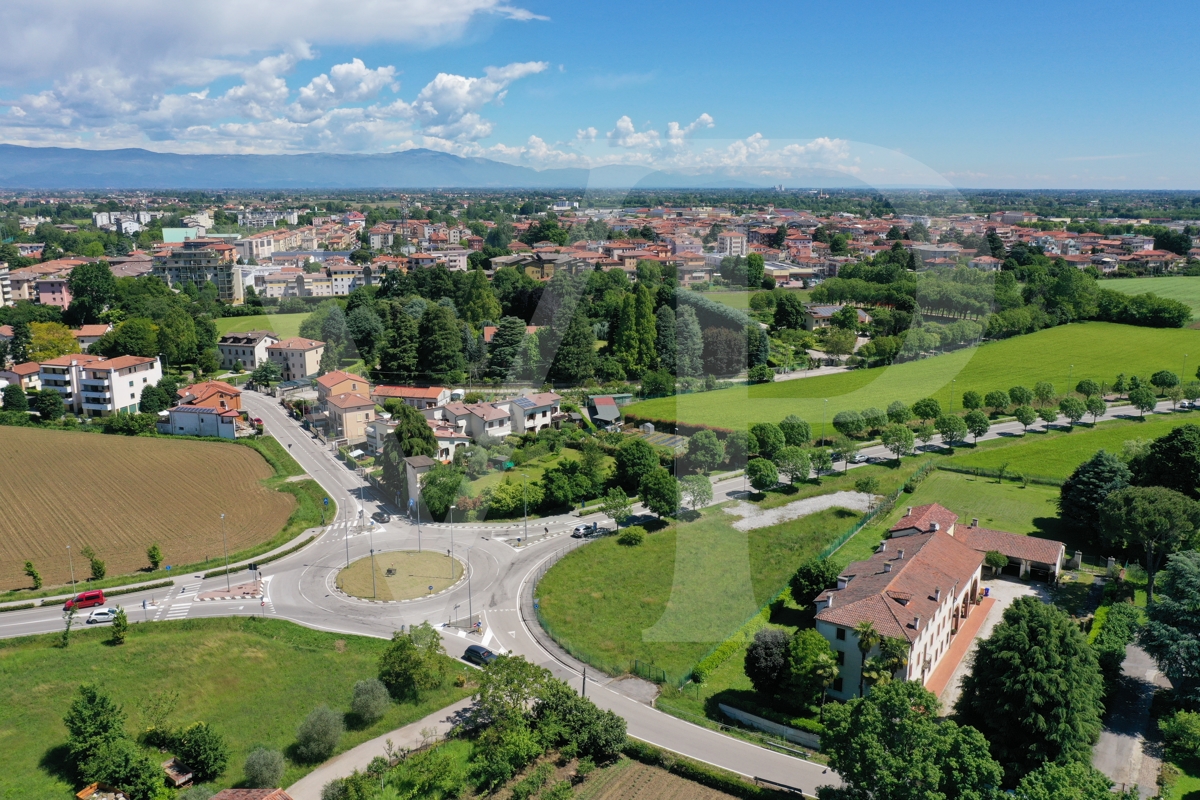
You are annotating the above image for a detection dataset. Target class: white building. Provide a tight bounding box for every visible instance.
[717,231,748,257]
[160,405,239,438]
[77,356,163,417]
[218,330,279,370]
[39,354,104,413]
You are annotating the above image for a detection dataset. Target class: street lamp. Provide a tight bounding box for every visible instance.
[67,545,75,589]
[522,474,529,543]
[821,399,828,444]
[449,505,456,580]
[369,548,377,599]
[220,513,230,592]
[464,545,474,627]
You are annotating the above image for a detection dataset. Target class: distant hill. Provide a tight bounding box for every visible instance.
[0,144,866,190]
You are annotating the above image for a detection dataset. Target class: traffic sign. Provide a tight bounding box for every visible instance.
[165,565,171,572]
[323,497,329,506]
[428,585,434,593]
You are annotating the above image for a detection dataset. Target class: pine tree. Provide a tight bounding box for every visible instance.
[634,283,657,371]
[416,304,464,383]
[611,293,640,374]
[655,305,677,375]
[487,316,528,379]
[676,306,703,378]
[10,320,31,364]
[458,267,502,327]
[547,309,597,384]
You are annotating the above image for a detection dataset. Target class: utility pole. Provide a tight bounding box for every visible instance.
[522,474,529,543]
[220,513,230,592]
[67,545,75,589]
[465,545,473,627]
[449,505,456,580]
[582,667,587,698]
[370,548,377,599]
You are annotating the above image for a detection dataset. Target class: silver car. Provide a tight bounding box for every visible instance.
[85,608,117,624]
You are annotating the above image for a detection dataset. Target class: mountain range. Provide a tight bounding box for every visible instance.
[0,144,866,191]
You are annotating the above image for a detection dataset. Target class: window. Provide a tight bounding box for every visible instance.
[832,677,844,693]
[835,628,846,641]
[128,380,134,387]
[835,650,845,665]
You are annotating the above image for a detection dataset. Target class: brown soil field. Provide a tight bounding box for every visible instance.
[0,427,295,590]
[574,759,737,800]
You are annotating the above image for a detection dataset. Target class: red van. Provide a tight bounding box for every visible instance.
[64,590,105,611]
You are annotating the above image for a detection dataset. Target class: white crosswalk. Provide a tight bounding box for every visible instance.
[163,602,191,621]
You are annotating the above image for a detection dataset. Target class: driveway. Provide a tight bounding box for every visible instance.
[1093,644,1169,799]
[936,576,1049,711]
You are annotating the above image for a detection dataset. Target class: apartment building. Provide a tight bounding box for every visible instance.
[325,392,376,441]
[717,231,748,257]
[39,354,103,412]
[78,356,164,417]
[218,330,279,370]
[0,265,12,307]
[153,240,244,304]
[316,370,370,405]
[266,337,325,381]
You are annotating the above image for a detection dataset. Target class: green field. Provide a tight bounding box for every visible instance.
[536,505,864,681]
[214,312,309,339]
[0,618,472,797]
[1105,276,1200,317]
[948,412,1197,479]
[628,323,1199,429]
[704,289,810,310]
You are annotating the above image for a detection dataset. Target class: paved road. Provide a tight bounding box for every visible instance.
[1093,644,1168,799]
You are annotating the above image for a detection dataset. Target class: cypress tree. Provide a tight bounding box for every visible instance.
[655,304,677,375]
[416,304,464,383]
[547,309,597,384]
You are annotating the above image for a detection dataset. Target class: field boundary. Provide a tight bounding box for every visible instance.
[935,463,1065,487]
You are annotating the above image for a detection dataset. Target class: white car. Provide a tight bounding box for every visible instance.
[85,608,117,624]
[571,524,593,538]
[851,453,869,463]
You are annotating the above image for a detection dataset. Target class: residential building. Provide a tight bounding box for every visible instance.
[425,400,513,439]
[36,275,72,308]
[802,304,872,331]
[162,405,240,439]
[316,370,370,405]
[176,380,242,412]
[266,337,325,382]
[967,255,1002,271]
[39,354,103,412]
[587,395,623,429]
[153,240,244,304]
[218,330,279,370]
[511,391,562,433]
[370,385,450,410]
[78,356,163,417]
[429,419,472,461]
[71,324,112,352]
[0,265,11,307]
[325,392,376,441]
[364,418,395,456]
[1,361,42,390]
[716,231,748,257]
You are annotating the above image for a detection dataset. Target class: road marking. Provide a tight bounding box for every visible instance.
[163,602,191,620]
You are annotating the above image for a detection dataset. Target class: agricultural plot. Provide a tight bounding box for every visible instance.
[1104,276,1200,318]
[628,322,1199,430]
[214,312,309,339]
[575,758,739,800]
[0,428,294,590]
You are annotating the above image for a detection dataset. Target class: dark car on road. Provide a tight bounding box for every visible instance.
[371,511,391,524]
[463,644,497,666]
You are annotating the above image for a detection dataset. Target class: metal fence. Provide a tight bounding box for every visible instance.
[936,463,1064,487]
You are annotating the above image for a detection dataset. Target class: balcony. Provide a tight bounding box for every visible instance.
[82,392,111,403]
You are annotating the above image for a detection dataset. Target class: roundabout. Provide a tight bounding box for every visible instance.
[335,550,464,602]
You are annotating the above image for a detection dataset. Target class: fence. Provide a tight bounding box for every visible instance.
[936,463,1064,487]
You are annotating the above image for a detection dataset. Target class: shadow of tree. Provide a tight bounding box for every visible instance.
[39,743,76,787]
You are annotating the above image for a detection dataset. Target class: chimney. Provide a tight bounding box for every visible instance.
[972,518,979,527]
[883,563,892,573]
[827,594,834,608]
[934,587,941,601]
[931,522,940,532]
[907,506,913,515]
[897,549,905,559]
[913,616,921,630]
[879,541,887,552]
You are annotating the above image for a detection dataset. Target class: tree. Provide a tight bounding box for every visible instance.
[175,722,230,783]
[833,435,859,472]
[639,467,680,518]
[954,597,1104,783]
[541,459,593,509]
[1100,485,1200,603]
[823,327,856,364]
[961,390,983,411]
[147,543,163,571]
[547,309,597,384]
[640,369,675,397]
[1085,394,1106,423]
[984,550,1008,575]
[1168,384,1186,409]
[1039,407,1058,427]
[774,446,811,485]
[1076,379,1100,398]
[614,437,658,493]
[963,410,990,443]
[831,410,865,438]
[810,448,833,477]
[749,422,785,459]
[29,321,79,361]
[379,403,438,500]
[243,746,286,789]
[744,628,790,696]
[851,620,881,697]
[295,706,344,763]
[23,560,41,589]
[983,390,1010,415]
[2,384,28,411]
[746,458,779,492]
[64,684,127,762]
[1152,369,1181,394]
[679,474,712,511]
[109,607,129,645]
[935,414,968,449]
[66,262,117,325]
[886,401,912,425]
[911,397,941,423]
[82,738,165,800]
[32,389,65,422]
[1058,450,1131,541]
[819,680,1001,800]
[350,679,391,724]
[9,319,31,363]
[686,429,725,473]
[854,475,880,499]
[378,625,445,700]
[747,363,774,384]
[675,306,703,378]
[600,487,632,528]
[880,422,915,464]
[1008,385,1034,407]
[1131,423,1200,498]
[654,305,677,374]
[1142,551,1200,708]
[1058,396,1087,427]
[773,292,806,331]
[249,359,282,386]
[346,305,385,366]
[1129,385,1157,418]
[1015,761,1137,800]
[416,304,464,383]
[1013,404,1037,432]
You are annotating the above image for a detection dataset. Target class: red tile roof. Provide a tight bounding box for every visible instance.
[315,370,367,389]
[268,337,324,351]
[325,392,374,410]
[90,355,158,371]
[372,385,446,399]
[7,361,40,376]
[890,503,960,535]
[956,524,1065,566]
[211,790,294,800]
[72,324,111,337]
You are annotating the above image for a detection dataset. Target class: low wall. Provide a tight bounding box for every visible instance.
[718,704,821,749]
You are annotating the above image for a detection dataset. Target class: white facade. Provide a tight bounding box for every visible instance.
[218,331,279,370]
[162,406,238,438]
[78,356,164,417]
[717,232,748,257]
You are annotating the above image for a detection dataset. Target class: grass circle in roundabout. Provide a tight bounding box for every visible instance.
[336,550,463,601]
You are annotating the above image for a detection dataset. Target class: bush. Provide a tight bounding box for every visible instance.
[295,705,344,763]
[243,746,286,788]
[747,364,774,384]
[350,678,391,724]
[1162,710,1200,768]
[617,527,645,547]
[746,458,778,492]
[790,558,840,607]
[82,738,165,800]
[174,722,230,783]
[178,787,214,800]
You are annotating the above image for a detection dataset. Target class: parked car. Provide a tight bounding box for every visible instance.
[64,590,105,611]
[85,608,118,624]
[851,453,869,463]
[463,644,497,666]
[371,511,391,524]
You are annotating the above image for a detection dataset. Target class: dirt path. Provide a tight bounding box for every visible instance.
[721,490,875,531]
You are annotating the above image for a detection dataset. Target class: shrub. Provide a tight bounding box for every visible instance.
[746,457,778,492]
[243,746,285,788]
[349,679,391,724]
[178,787,214,800]
[295,705,344,763]
[174,722,230,783]
[747,364,774,384]
[1161,710,1200,768]
[744,628,790,695]
[617,527,645,547]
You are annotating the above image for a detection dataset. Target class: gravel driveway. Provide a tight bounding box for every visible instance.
[722,490,876,531]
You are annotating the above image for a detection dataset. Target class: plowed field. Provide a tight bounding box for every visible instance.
[0,427,294,590]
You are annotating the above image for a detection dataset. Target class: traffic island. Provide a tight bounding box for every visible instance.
[335,550,464,602]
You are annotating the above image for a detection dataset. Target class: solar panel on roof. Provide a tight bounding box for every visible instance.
[513,396,537,409]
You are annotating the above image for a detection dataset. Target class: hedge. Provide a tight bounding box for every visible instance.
[622,738,796,800]
[37,580,175,607]
[203,534,317,579]
[0,602,36,613]
[691,606,770,684]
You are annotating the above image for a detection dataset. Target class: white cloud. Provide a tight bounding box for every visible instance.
[576,126,598,142]
[666,113,714,144]
[411,62,548,141]
[606,116,660,149]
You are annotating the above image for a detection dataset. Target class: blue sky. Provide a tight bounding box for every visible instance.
[0,0,1197,188]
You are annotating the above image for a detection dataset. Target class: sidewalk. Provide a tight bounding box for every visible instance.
[926,596,995,701]
[286,697,473,800]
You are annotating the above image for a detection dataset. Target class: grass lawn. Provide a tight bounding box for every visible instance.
[0,617,472,797]
[214,312,309,339]
[1104,276,1200,318]
[1166,764,1200,800]
[703,289,810,310]
[947,411,1198,480]
[337,551,462,601]
[627,322,1200,429]
[536,505,863,681]
[469,449,614,511]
